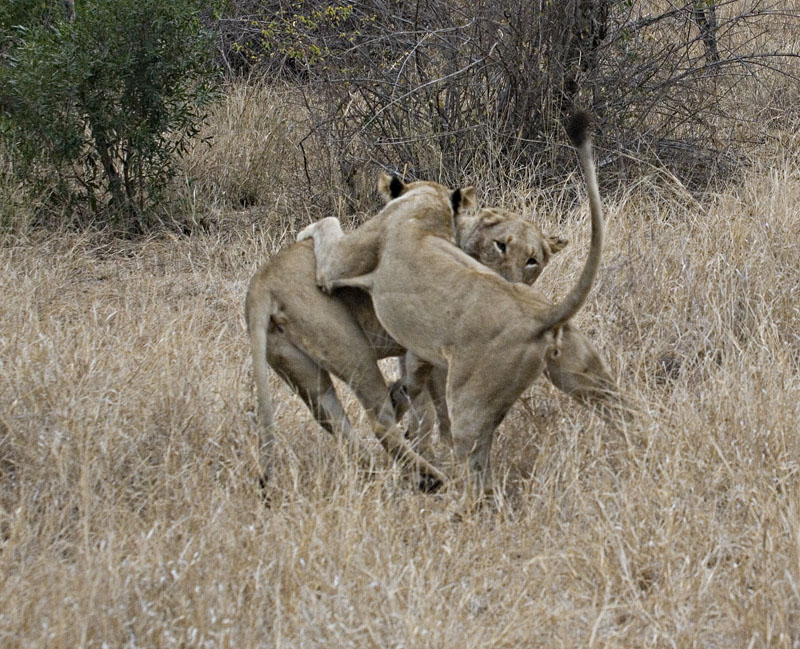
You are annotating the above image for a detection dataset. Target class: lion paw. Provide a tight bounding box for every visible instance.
[296,222,317,241]
[417,472,444,493]
[314,272,334,294]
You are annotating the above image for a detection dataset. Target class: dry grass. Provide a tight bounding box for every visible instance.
[2,86,800,648]
[178,83,370,234]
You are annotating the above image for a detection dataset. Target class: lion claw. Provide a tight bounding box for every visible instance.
[316,274,334,294]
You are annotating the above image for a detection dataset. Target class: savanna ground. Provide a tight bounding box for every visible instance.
[2,77,800,647]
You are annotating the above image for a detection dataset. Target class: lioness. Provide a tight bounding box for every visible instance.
[391,202,627,457]
[401,207,625,451]
[298,112,604,497]
[246,177,568,486]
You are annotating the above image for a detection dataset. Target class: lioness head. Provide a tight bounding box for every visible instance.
[377,173,476,222]
[377,173,564,285]
[457,207,568,285]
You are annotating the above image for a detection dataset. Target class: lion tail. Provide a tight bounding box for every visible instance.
[535,111,604,334]
[244,284,279,482]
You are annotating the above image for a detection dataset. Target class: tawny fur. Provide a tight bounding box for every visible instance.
[246,177,477,487]
[246,190,585,484]
[298,112,605,498]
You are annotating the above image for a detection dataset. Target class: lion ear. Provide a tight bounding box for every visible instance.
[476,208,505,228]
[451,185,476,216]
[377,173,406,201]
[460,186,476,210]
[547,236,569,255]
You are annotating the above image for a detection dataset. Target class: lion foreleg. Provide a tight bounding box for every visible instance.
[297,217,346,292]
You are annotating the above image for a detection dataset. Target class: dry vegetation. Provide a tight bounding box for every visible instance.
[3,77,800,647]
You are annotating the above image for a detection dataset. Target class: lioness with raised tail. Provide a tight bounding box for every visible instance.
[299,112,604,498]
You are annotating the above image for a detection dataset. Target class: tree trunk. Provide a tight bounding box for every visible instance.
[692,1,720,65]
[63,0,76,23]
[561,0,608,116]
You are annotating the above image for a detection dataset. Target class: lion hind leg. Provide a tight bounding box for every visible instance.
[445,355,528,503]
[298,216,380,292]
[426,366,453,448]
[445,384,498,501]
[448,412,497,505]
[269,333,378,468]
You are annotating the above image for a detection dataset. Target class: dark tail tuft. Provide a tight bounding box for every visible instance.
[566,111,593,148]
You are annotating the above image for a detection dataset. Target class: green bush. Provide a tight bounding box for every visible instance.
[0,0,219,231]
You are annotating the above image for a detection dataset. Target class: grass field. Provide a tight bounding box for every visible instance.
[2,82,800,647]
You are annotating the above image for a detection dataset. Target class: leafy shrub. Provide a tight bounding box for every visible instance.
[0,1,64,47]
[0,0,219,231]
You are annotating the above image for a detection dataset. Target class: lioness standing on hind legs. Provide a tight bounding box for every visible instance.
[298,111,605,500]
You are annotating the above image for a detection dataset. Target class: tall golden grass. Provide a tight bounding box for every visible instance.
[2,81,800,647]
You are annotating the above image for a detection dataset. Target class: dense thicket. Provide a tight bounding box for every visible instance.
[1,2,799,228]
[218,1,800,201]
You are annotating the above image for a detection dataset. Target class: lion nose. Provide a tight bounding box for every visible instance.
[506,263,523,283]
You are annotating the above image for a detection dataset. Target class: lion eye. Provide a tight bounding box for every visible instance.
[494,240,507,253]
[526,257,538,267]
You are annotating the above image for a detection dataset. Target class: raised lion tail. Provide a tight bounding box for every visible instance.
[535,111,604,334]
